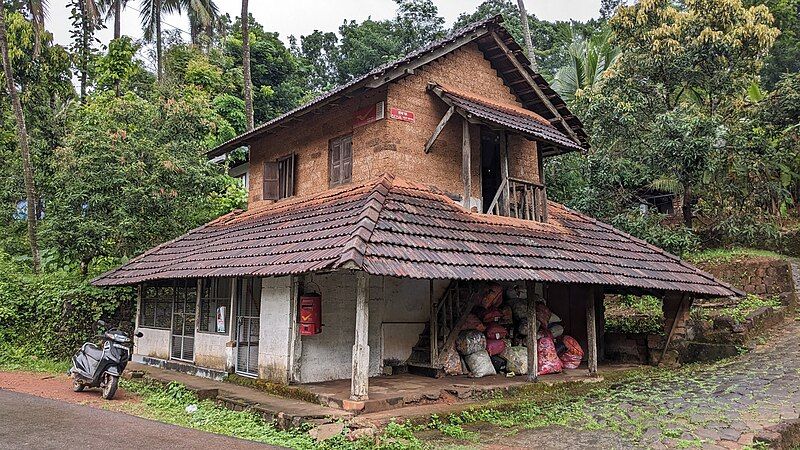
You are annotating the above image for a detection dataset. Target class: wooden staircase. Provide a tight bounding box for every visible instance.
[407,280,478,377]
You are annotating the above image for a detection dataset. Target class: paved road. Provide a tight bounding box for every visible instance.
[0,389,283,449]
[494,318,800,449]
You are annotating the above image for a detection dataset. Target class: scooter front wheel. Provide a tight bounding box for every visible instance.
[101,374,119,400]
[72,379,85,392]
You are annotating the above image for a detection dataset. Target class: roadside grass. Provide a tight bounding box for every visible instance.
[0,344,70,374]
[684,247,784,265]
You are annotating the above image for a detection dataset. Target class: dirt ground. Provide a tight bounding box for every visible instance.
[0,371,139,408]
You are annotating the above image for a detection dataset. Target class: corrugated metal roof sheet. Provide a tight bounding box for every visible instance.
[93,175,740,298]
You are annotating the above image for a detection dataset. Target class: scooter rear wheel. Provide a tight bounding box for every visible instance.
[101,374,119,400]
[72,380,85,392]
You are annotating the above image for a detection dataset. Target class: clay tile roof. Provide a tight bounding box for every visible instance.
[92,175,741,298]
[431,83,584,153]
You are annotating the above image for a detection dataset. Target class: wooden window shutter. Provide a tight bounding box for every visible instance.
[262,161,280,200]
[330,139,342,186]
[341,137,352,183]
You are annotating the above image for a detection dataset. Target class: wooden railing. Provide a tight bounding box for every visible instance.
[486,177,548,222]
[429,281,474,364]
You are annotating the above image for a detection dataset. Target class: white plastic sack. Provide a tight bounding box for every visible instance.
[464,350,496,377]
[500,346,528,375]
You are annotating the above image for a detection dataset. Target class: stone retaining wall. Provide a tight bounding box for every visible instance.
[697,257,797,306]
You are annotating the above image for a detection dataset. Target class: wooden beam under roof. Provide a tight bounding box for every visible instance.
[489,32,583,147]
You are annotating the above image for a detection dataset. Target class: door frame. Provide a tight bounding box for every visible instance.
[235,277,261,377]
[170,279,196,363]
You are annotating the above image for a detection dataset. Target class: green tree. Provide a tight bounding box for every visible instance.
[0,6,43,271]
[578,0,780,228]
[746,0,800,88]
[46,89,245,272]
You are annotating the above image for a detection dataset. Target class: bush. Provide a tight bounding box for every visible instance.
[0,251,135,357]
[611,212,700,256]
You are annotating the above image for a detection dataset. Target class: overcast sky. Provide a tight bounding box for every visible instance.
[45,1,602,51]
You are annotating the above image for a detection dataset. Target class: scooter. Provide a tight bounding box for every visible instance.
[69,320,142,399]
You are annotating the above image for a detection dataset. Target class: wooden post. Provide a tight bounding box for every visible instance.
[537,148,548,222]
[500,131,511,216]
[351,271,370,401]
[660,294,689,365]
[586,287,598,376]
[462,118,471,209]
[429,280,437,364]
[525,281,538,382]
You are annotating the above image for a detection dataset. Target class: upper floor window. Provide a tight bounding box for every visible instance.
[263,154,296,201]
[329,135,352,187]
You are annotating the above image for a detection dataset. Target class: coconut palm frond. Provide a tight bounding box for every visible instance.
[649,176,684,195]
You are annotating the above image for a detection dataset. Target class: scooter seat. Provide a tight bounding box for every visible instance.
[82,343,103,361]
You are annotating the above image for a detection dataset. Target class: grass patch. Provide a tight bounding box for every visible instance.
[684,247,784,265]
[0,344,71,374]
[716,295,782,324]
[605,295,664,334]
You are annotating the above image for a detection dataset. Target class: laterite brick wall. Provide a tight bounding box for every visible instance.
[246,42,541,209]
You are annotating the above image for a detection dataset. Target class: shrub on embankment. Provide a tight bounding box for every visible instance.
[0,251,135,358]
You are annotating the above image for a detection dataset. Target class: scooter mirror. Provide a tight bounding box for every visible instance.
[96,319,107,327]
[135,331,144,338]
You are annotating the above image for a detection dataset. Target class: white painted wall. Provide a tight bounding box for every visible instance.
[134,328,170,360]
[295,273,442,383]
[258,276,294,383]
[194,332,230,371]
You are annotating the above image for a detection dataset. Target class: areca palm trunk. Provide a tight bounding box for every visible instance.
[152,0,163,81]
[113,0,121,39]
[242,0,253,130]
[0,3,41,272]
[516,0,538,72]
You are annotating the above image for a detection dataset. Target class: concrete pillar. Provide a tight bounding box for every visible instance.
[351,271,370,400]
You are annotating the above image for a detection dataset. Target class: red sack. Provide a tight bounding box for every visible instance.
[537,330,563,375]
[535,302,552,327]
[559,335,583,369]
[462,313,486,332]
[481,308,502,324]
[485,338,506,356]
[477,283,504,309]
[485,323,508,340]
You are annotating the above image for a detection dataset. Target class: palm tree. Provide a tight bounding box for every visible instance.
[516,0,537,72]
[241,0,253,130]
[0,2,41,271]
[551,27,620,104]
[25,0,48,57]
[187,0,219,46]
[139,0,217,81]
[99,0,127,39]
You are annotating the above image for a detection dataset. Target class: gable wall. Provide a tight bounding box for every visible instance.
[246,41,541,209]
[385,42,540,201]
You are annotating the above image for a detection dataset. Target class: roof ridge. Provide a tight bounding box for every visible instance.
[334,174,395,270]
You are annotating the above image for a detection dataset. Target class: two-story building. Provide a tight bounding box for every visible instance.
[92,16,740,406]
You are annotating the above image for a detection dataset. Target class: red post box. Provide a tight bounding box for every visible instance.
[299,294,322,335]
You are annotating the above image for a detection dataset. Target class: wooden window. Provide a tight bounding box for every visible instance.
[199,278,232,333]
[263,154,296,201]
[329,135,353,187]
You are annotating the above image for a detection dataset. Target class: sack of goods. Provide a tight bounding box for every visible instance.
[456,329,486,356]
[537,329,563,375]
[464,350,496,377]
[486,337,506,356]
[477,283,504,309]
[481,308,503,323]
[485,322,508,340]
[462,313,486,332]
[557,335,584,369]
[500,346,528,375]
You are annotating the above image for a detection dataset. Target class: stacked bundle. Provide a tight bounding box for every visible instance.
[454,283,585,378]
